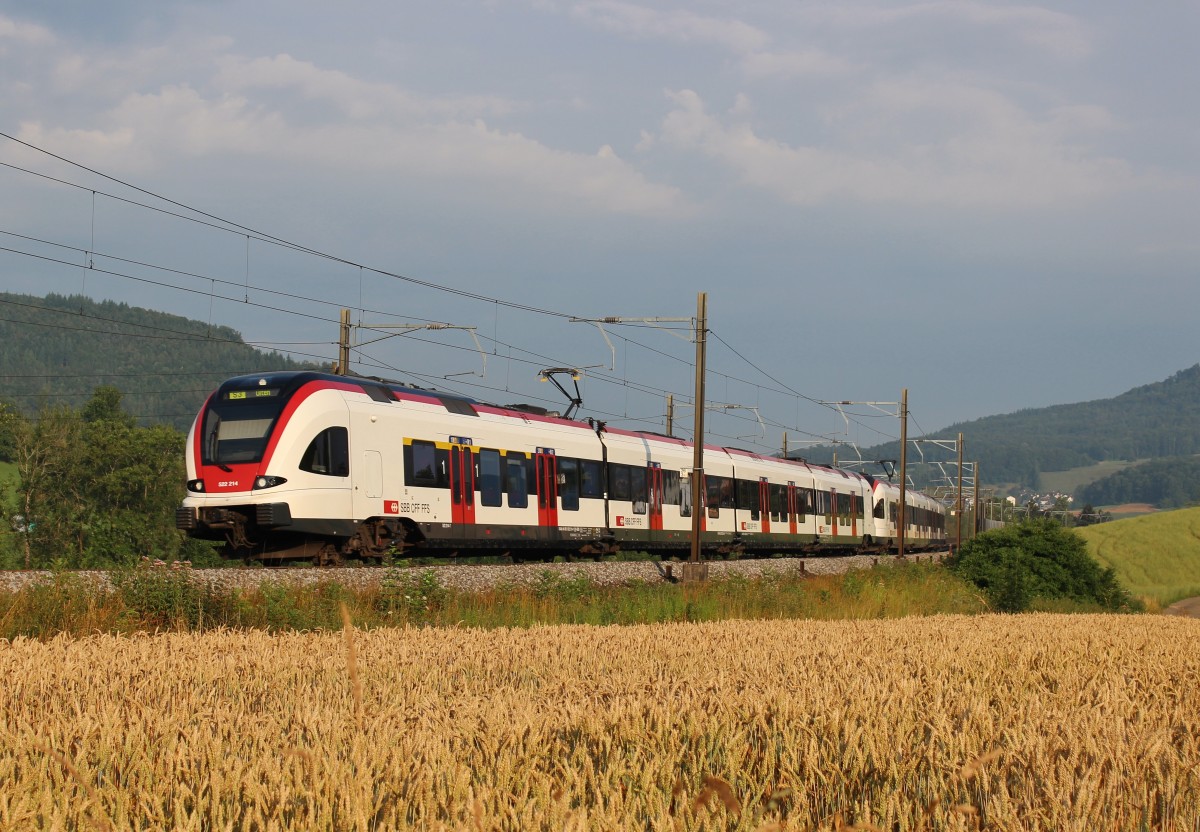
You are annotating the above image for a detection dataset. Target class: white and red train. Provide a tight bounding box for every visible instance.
[176,371,947,564]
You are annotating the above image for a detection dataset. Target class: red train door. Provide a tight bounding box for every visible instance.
[759,478,771,534]
[648,464,664,531]
[787,482,798,534]
[851,492,858,538]
[449,443,475,527]
[535,450,558,529]
[831,488,838,537]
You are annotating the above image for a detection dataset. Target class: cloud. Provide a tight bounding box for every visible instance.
[17,80,693,219]
[653,86,1141,208]
[0,13,54,45]
[798,2,1093,60]
[215,54,518,120]
[1,12,695,221]
[739,49,855,80]
[571,0,769,53]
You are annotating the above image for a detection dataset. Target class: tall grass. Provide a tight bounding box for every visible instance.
[1,614,1196,829]
[0,562,987,639]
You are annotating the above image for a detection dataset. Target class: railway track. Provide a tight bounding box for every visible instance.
[0,552,947,595]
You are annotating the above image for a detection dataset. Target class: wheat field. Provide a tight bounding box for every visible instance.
[1,614,1197,831]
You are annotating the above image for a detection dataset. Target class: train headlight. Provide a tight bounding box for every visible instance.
[254,476,287,490]
[187,479,205,493]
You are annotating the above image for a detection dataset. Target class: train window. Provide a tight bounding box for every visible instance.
[610,464,631,501]
[506,455,528,508]
[580,460,603,499]
[630,466,647,514]
[873,498,885,519]
[663,470,681,506]
[404,440,439,487]
[797,488,811,520]
[299,427,349,477]
[735,479,760,520]
[837,493,851,522]
[706,476,733,509]
[770,484,787,522]
[559,458,580,511]
[811,490,830,518]
[706,476,731,516]
[679,476,692,517]
[479,449,502,507]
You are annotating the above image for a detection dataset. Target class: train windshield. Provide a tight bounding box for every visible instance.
[201,387,286,466]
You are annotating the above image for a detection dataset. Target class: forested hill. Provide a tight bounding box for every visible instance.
[801,364,1200,486]
[0,292,318,430]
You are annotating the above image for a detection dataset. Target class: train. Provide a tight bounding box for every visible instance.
[175,371,947,565]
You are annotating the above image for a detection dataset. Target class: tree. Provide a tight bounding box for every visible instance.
[15,387,195,568]
[12,404,81,568]
[947,518,1139,612]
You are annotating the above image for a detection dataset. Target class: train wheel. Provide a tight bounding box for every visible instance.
[314,545,344,568]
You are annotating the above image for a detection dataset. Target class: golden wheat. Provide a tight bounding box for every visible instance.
[1,614,1197,830]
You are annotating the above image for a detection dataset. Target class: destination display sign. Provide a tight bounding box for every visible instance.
[225,389,279,401]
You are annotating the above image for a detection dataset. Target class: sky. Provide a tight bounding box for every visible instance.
[1,0,1197,457]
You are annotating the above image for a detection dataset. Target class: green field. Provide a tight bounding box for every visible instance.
[1078,506,1200,607]
[1036,459,1138,496]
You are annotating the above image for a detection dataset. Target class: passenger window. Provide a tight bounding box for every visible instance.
[506,455,528,508]
[560,458,580,511]
[479,449,502,507]
[299,427,349,477]
[610,465,631,501]
[405,440,438,486]
[630,466,647,514]
[663,470,681,506]
[770,484,787,522]
[580,460,603,499]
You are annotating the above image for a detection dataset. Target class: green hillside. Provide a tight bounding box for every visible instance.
[802,364,1200,495]
[1077,507,1200,607]
[0,292,318,430]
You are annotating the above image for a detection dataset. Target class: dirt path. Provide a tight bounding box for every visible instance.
[1163,597,1200,618]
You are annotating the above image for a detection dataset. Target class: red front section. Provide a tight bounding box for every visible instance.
[190,380,360,493]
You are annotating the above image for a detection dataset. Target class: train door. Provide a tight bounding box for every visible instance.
[448,442,475,528]
[759,478,771,534]
[830,488,838,537]
[850,492,858,538]
[787,483,798,535]
[535,449,558,530]
[648,464,664,531]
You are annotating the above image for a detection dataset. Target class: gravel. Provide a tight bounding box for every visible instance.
[0,552,946,595]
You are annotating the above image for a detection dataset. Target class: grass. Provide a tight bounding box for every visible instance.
[0,561,992,639]
[1035,459,1138,496]
[1078,506,1200,607]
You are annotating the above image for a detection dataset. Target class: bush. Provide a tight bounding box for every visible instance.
[947,519,1141,612]
[110,559,209,629]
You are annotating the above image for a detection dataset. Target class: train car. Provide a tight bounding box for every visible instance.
[176,371,947,564]
[862,475,947,551]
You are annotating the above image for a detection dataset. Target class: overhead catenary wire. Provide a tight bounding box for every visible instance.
[1,132,906,451]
